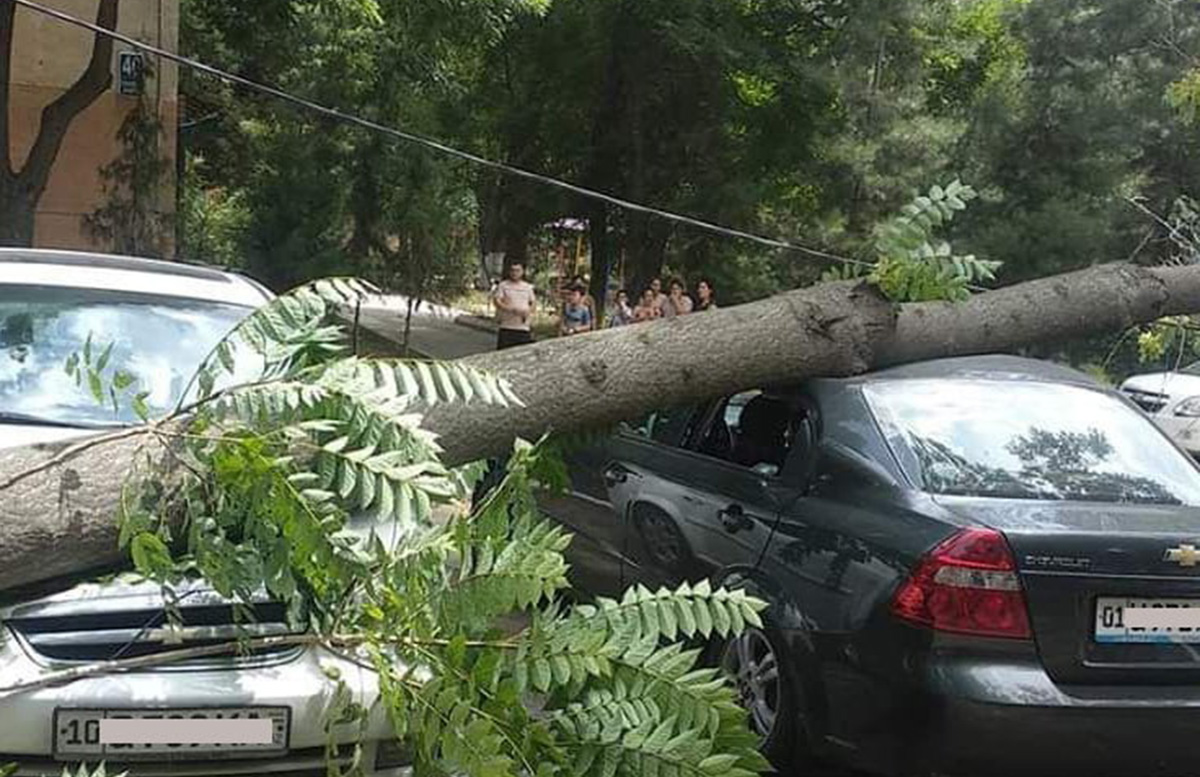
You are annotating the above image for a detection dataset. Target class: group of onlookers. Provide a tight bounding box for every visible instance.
[610,276,717,327]
[491,261,718,350]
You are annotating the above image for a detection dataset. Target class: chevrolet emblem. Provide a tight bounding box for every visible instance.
[1165,544,1200,567]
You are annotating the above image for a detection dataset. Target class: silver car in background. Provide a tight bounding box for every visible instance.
[0,250,407,776]
[1120,364,1200,456]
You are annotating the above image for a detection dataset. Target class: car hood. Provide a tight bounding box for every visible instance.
[0,423,98,450]
[1121,370,1200,398]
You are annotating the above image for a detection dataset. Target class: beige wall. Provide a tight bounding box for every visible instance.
[9,0,178,254]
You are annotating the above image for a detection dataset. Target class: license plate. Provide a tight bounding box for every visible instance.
[53,707,289,760]
[1095,597,1200,644]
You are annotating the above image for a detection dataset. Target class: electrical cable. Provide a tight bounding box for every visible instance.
[10,0,875,272]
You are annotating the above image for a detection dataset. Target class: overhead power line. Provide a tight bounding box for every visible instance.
[12,0,869,270]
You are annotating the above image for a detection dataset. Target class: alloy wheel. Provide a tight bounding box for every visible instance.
[721,627,781,738]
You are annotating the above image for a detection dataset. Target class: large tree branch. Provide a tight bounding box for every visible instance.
[16,0,118,201]
[0,262,1196,594]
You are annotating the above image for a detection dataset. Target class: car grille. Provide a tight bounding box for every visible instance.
[4,585,302,667]
[1122,387,1170,413]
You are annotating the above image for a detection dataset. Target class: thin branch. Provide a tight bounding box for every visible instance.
[0,632,516,697]
[0,425,151,492]
[0,634,326,696]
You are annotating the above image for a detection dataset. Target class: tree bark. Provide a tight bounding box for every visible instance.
[0,0,119,246]
[0,262,1196,594]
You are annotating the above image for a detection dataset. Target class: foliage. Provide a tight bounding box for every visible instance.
[1134,317,1200,367]
[63,333,149,421]
[178,156,250,268]
[1166,67,1200,125]
[102,278,768,777]
[822,180,1000,302]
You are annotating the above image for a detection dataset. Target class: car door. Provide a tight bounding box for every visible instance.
[619,391,809,590]
[539,435,628,598]
[540,405,701,598]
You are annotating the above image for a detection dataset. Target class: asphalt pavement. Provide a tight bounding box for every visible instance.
[355,296,496,358]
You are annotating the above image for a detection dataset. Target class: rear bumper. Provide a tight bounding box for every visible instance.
[897,654,1200,777]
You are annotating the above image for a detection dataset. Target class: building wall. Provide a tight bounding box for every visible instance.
[9,0,178,254]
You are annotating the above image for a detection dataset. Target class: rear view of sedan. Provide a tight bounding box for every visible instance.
[546,355,1200,777]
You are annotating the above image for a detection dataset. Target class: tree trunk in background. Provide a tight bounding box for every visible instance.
[0,0,120,246]
[587,202,611,321]
[0,189,36,245]
[624,213,669,296]
[3,263,1200,594]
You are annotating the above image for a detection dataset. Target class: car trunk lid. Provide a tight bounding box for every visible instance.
[936,495,1200,684]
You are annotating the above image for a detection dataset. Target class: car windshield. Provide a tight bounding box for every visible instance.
[0,285,257,427]
[865,379,1200,505]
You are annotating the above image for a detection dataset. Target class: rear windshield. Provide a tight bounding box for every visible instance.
[865,379,1200,505]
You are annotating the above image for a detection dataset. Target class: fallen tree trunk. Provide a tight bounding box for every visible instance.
[0,262,1194,593]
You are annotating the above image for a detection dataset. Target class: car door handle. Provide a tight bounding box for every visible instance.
[719,504,752,533]
[604,464,636,487]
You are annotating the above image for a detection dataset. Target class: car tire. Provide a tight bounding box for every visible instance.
[711,621,810,772]
[632,506,693,576]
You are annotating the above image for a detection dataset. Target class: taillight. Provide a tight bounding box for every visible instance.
[891,527,1032,639]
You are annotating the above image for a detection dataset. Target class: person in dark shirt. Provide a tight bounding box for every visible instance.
[696,278,718,311]
[607,289,634,327]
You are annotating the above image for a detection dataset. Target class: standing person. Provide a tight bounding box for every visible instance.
[572,274,597,325]
[648,277,668,314]
[695,278,718,311]
[661,278,694,318]
[560,285,594,335]
[607,289,634,327]
[492,261,536,350]
[634,288,662,322]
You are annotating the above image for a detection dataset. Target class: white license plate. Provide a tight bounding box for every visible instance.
[53,707,289,759]
[1095,597,1200,644]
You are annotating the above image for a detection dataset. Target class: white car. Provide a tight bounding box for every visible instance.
[0,250,407,776]
[1119,365,1200,455]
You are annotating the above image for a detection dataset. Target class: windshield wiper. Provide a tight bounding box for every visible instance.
[0,411,126,430]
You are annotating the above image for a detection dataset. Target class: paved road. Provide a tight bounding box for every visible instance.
[355,297,496,358]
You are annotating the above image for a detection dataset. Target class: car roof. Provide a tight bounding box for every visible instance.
[0,248,271,307]
[817,354,1103,389]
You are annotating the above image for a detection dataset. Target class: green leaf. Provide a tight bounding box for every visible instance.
[112,370,136,390]
[130,533,172,577]
[325,436,350,454]
[87,369,104,404]
[96,341,114,372]
[217,341,236,373]
[532,657,552,692]
[414,362,439,405]
[132,391,150,421]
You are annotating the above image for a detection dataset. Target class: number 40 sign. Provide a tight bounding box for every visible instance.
[118,50,144,97]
